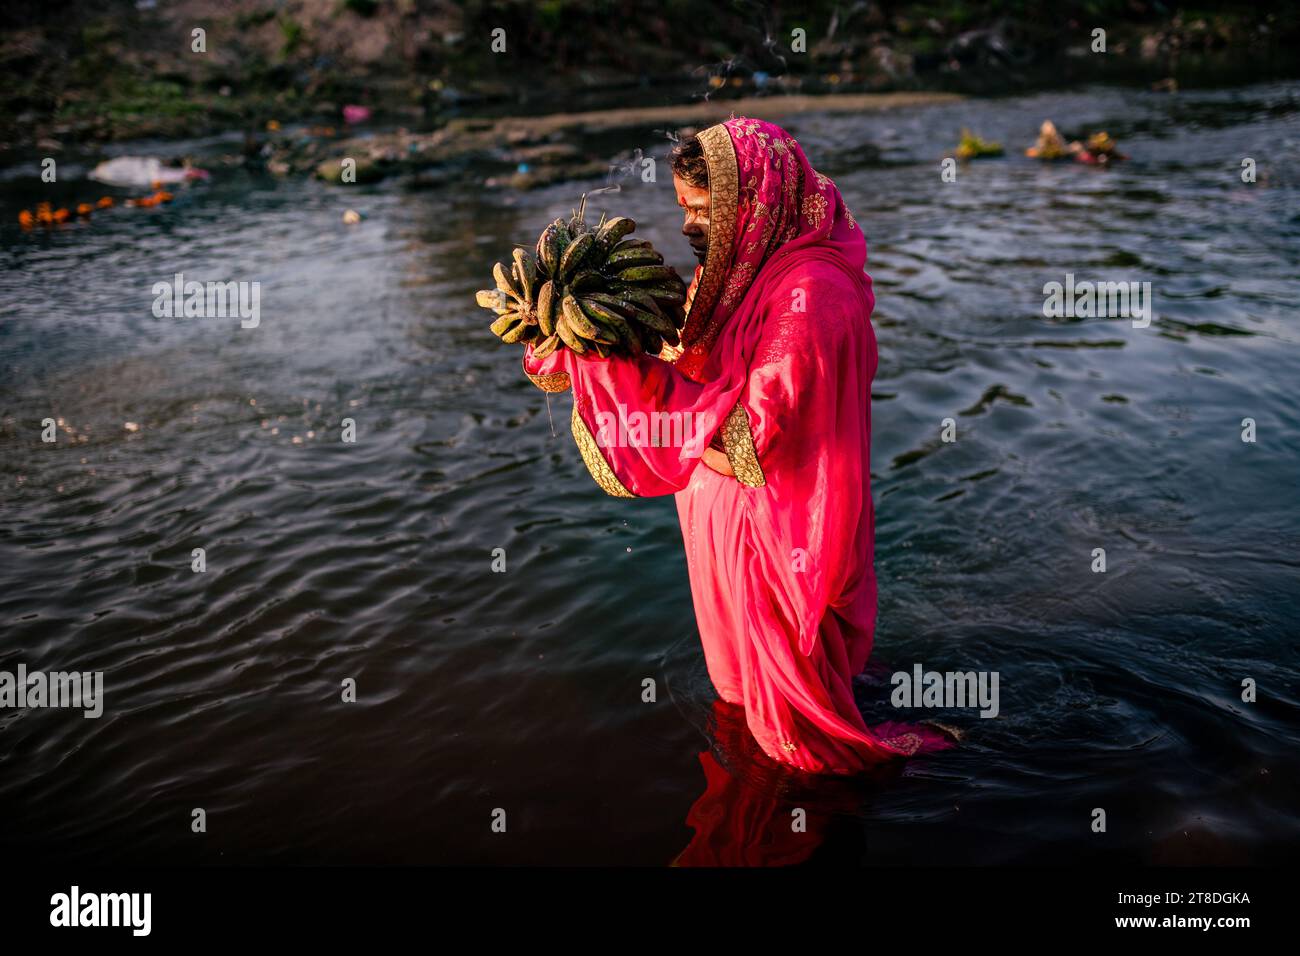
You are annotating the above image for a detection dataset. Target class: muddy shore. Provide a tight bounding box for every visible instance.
[296,90,965,190]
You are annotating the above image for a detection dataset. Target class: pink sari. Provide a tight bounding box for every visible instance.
[522,117,954,773]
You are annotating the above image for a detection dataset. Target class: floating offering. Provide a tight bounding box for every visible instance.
[1025,119,1076,160]
[342,104,372,125]
[128,189,174,208]
[474,195,687,358]
[955,128,1003,160]
[19,195,119,228]
[1074,131,1127,165]
[89,156,207,187]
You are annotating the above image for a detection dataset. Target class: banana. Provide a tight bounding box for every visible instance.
[512,248,536,303]
[627,305,676,337]
[536,219,568,276]
[554,313,587,353]
[576,298,640,353]
[584,286,677,340]
[550,220,571,264]
[483,206,692,358]
[656,319,681,347]
[639,326,664,354]
[637,310,681,343]
[491,313,520,337]
[617,288,668,319]
[494,261,523,300]
[532,332,561,359]
[613,281,684,304]
[569,270,603,294]
[618,321,643,354]
[605,246,663,270]
[581,291,637,318]
[616,264,678,284]
[476,289,510,312]
[536,280,556,336]
[579,297,636,337]
[561,293,603,339]
[559,232,595,281]
[500,319,531,344]
[639,284,687,305]
[594,216,635,257]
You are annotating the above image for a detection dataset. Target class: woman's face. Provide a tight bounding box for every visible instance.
[673,173,711,265]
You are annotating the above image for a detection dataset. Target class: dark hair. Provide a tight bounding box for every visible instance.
[670,133,709,187]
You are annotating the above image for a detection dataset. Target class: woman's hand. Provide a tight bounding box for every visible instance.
[702,446,734,476]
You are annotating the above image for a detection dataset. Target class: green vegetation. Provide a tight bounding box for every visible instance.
[278,17,305,58]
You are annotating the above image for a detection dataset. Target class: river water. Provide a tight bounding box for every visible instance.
[1,81,1297,865]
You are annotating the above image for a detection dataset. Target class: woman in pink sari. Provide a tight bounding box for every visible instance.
[521,117,955,774]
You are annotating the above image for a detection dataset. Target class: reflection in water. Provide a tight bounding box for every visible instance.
[673,700,890,866]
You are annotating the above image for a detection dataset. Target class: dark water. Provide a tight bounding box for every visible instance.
[2,82,1298,865]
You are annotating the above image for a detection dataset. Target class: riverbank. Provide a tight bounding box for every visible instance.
[295,90,965,190]
[3,0,1296,163]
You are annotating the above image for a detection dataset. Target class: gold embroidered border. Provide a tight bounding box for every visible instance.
[523,365,571,393]
[720,402,765,487]
[920,719,965,742]
[658,342,684,362]
[677,123,738,357]
[570,402,635,498]
[880,733,922,756]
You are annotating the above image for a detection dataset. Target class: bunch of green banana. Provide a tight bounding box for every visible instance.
[473,194,688,358]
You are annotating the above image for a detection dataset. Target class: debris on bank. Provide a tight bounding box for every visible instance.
[253,91,965,191]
